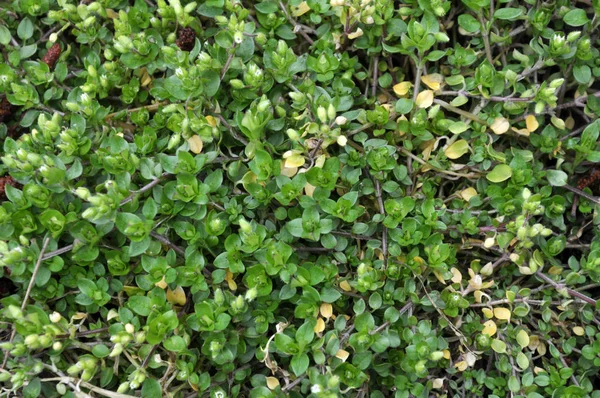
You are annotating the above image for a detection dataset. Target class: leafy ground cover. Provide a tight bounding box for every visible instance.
[1,0,600,397]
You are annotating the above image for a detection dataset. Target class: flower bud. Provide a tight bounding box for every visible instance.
[117,382,130,393]
[327,104,336,121]
[567,31,581,42]
[135,331,146,344]
[245,287,258,302]
[110,343,123,357]
[335,116,347,125]
[317,106,328,123]
[24,334,39,348]
[228,77,244,89]
[257,98,270,113]
[87,65,97,78]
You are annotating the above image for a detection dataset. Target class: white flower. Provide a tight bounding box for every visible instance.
[50,312,62,323]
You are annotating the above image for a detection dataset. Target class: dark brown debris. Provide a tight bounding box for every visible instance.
[176,27,196,52]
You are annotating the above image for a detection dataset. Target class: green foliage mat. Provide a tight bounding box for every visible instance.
[1,0,600,397]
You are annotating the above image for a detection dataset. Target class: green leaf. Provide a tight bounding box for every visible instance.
[486,164,513,183]
[0,25,12,46]
[290,353,309,376]
[255,1,279,13]
[23,377,40,398]
[516,330,530,348]
[77,278,97,297]
[141,379,162,397]
[494,8,523,20]
[296,320,315,349]
[320,287,342,303]
[516,352,529,370]
[563,9,589,27]
[444,139,470,159]
[395,98,414,114]
[163,336,187,352]
[573,65,591,84]
[457,14,480,32]
[127,296,153,316]
[546,170,568,186]
[491,339,507,353]
[92,344,110,358]
[17,18,34,41]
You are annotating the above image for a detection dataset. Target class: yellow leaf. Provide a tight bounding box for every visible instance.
[450,267,462,283]
[551,115,565,129]
[140,68,152,87]
[106,9,119,19]
[415,90,434,108]
[537,342,547,356]
[444,139,470,159]
[335,349,349,361]
[482,320,497,336]
[455,361,468,371]
[314,318,325,333]
[548,266,563,275]
[339,280,352,292]
[573,326,585,336]
[528,335,540,350]
[421,73,444,90]
[188,135,203,154]
[280,166,298,177]
[166,286,187,306]
[266,377,280,390]
[443,350,451,360]
[525,115,539,132]
[490,117,510,135]
[225,270,237,291]
[474,290,483,303]
[107,309,119,321]
[460,187,478,201]
[285,154,305,168]
[206,115,218,127]
[155,276,168,289]
[393,81,412,96]
[482,308,493,319]
[304,182,316,197]
[511,127,530,137]
[432,378,444,389]
[413,256,425,266]
[291,1,310,16]
[565,116,575,130]
[493,307,511,321]
[434,271,447,285]
[347,28,364,40]
[421,139,435,161]
[72,312,88,320]
[320,303,333,319]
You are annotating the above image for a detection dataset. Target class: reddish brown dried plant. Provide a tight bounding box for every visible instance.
[577,169,600,191]
[42,43,62,70]
[176,27,196,51]
[0,97,14,124]
[0,176,16,200]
